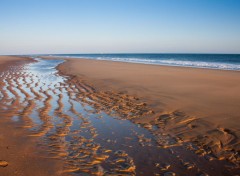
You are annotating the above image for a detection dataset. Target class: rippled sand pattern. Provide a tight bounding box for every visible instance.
[0,58,239,176]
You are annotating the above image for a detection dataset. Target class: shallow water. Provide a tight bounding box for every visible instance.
[0,58,238,176]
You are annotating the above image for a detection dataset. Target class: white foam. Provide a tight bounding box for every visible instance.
[53,55,240,71]
[94,57,240,71]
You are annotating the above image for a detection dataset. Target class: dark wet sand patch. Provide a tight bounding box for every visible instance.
[0,56,66,176]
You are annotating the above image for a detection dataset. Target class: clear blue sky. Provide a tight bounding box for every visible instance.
[0,0,240,54]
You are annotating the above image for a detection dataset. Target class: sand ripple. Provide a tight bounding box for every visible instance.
[0,58,239,175]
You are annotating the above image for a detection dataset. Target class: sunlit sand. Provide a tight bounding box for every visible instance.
[0,56,239,175]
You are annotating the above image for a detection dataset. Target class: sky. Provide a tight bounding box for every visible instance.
[0,0,240,55]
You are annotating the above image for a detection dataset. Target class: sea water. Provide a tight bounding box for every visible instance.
[47,53,240,71]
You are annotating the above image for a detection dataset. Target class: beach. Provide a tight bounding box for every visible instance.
[57,58,240,126]
[57,58,240,164]
[1,0,240,175]
[0,55,239,175]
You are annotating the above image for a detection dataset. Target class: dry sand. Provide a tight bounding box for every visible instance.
[56,57,240,165]
[0,56,65,176]
[0,56,31,67]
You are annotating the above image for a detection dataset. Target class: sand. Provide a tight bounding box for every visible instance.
[56,57,240,165]
[0,56,65,176]
[1,55,239,175]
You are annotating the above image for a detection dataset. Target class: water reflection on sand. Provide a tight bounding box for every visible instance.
[0,58,237,176]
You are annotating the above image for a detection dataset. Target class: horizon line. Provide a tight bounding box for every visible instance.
[1,52,240,56]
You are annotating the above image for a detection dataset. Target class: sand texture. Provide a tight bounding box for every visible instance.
[0,55,239,175]
[0,56,65,176]
[56,57,240,168]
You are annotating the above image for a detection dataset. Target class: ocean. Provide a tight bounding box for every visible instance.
[49,54,240,71]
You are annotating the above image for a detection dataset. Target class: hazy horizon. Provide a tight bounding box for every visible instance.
[1,0,240,55]
[2,52,240,56]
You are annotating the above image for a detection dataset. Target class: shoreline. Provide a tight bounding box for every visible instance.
[53,56,240,166]
[53,56,240,112]
[43,55,240,72]
[48,55,240,72]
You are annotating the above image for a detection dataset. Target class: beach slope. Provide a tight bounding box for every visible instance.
[57,58,240,164]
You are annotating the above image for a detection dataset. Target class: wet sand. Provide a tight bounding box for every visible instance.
[1,55,239,175]
[55,57,240,171]
[0,56,65,176]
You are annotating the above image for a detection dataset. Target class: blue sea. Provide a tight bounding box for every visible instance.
[49,54,240,71]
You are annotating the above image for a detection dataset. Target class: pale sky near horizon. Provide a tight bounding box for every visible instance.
[0,0,240,55]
